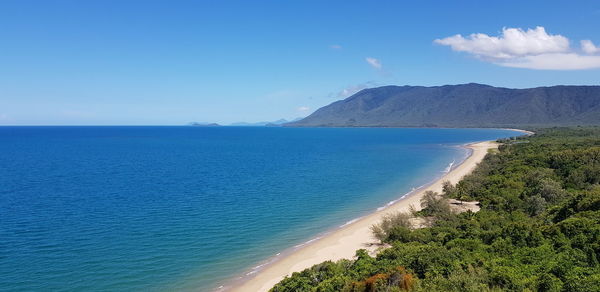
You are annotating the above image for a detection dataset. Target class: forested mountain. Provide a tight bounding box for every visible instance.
[288,84,600,128]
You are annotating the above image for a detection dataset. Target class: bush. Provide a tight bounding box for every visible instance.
[371,212,411,242]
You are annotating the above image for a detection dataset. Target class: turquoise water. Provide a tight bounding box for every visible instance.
[0,127,520,291]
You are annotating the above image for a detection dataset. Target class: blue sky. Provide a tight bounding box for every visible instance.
[1,0,599,125]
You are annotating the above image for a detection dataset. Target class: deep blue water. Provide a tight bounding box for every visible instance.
[0,127,520,291]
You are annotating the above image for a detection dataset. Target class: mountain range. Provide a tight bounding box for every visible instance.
[287,83,600,128]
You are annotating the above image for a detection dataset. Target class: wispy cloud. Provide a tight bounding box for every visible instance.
[435,26,600,70]
[334,81,379,98]
[365,57,382,69]
[0,113,10,122]
[329,44,342,50]
[297,106,310,112]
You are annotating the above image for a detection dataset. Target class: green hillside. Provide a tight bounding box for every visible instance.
[289,84,600,128]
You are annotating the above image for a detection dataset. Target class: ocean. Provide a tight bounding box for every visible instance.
[0,126,520,291]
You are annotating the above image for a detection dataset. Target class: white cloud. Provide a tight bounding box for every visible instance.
[581,40,600,54]
[297,106,310,112]
[435,27,569,59]
[435,26,600,70]
[329,44,342,50]
[365,57,382,69]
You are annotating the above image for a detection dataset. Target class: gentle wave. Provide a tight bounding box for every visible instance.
[443,159,456,173]
[339,217,363,228]
[294,236,323,248]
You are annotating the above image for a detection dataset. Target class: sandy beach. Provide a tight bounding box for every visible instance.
[229,141,499,292]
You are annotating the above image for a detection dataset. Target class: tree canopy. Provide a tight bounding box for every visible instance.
[271,127,600,292]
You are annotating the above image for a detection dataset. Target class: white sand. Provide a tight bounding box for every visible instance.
[230,141,498,292]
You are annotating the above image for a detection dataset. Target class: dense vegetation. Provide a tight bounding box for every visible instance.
[288,84,600,128]
[271,128,600,291]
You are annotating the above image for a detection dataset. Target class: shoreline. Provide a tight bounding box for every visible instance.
[226,140,499,292]
[502,128,535,136]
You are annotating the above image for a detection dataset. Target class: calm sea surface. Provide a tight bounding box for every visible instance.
[0,127,520,291]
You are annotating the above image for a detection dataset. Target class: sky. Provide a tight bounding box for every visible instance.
[1,0,599,125]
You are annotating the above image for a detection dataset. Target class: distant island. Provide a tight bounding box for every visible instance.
[189,122,221,127]
[189,118,303,127]
[230,118,302,127]
[287,83,600,128]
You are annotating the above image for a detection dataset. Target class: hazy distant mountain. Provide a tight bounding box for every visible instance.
[230,118,302,127]
[287,83,600,128]
[189,122,221,127]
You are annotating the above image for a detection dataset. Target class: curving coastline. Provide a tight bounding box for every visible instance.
[503,128,535,136]
[227,141,499,292]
